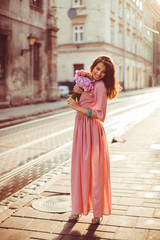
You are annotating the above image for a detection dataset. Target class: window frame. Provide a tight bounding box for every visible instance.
[30,0,44,13]
[110,20,115,45]
[72,0,85,8]
[118,1,123,18]
[118,25,123,48]
[73,25,85,44]
[111,0,115,12]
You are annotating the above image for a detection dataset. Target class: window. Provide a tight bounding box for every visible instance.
[73,25,84,43]
[30,0,43,13]
[127,67,130,88]
[133,13,136,28]
[33,43,40,80]
[0,35,7,81]
[111,28,115,45]
[31,0,43,8]
[119,66,122,83]
[127,29,130,51]
[132,33,136,53]
[118,1,123,18]
[110,20,115,45]
[139,21,142,32]
[136,0,139,7]
[139,0,143,10]
[118,25,123,48]
[73,64,84,75]
[111,0,115,12]
[72,0,84,8]
[126,5,130,23]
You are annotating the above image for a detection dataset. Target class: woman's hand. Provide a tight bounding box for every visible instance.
[73,84,83,94]
[67,98,80,111]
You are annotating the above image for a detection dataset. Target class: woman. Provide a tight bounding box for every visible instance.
[67,56,121,224]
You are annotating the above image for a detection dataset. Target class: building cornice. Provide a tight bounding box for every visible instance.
[58,42,152,64]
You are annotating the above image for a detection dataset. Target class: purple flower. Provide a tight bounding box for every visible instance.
[74,70,95,92]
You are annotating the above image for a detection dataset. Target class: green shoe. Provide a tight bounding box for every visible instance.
[69,213,79,222]
[91,217,101,225]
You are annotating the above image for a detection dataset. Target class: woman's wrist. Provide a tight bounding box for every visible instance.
[76,106,98,119]
[76,106,84,113]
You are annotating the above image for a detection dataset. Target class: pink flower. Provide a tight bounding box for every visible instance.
[74,70,95,92]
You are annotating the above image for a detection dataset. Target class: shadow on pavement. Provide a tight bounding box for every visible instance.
[58,219,100,239]
[84,224,99,239]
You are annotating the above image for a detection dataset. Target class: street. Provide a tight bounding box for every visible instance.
[0,89,160,201]
[1,1,160,238]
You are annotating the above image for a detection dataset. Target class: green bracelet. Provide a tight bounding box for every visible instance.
[87,109,92,118]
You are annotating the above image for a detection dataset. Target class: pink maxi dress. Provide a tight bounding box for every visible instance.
[71,80,111,218]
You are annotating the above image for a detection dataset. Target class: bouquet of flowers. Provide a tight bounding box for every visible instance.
[68,70,95,101]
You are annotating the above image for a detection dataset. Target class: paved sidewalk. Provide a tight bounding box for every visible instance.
[0,104,160,239]
[0,99,68,128]
[0,86,160,128]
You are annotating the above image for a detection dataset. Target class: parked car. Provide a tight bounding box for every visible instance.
[58,81,76,98]
[58,85,70,98]
[58,81,75,93]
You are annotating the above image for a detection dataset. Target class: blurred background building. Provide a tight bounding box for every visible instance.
[0,0,160,106]
[144,0,160,86]
[0,0,60,106]
[56,0,160,91]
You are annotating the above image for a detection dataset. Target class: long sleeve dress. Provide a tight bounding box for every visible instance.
[71,80,111,218]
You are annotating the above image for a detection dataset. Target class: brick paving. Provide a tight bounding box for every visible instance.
[0,104,160,239]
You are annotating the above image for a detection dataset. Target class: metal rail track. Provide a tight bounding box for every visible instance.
[0,95,158,158]
[0,96,159,182]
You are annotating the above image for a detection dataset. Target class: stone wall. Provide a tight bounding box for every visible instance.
[0,0,60,106]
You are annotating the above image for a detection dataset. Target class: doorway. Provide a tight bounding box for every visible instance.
[0,34,7,101]
[73,64,84,75]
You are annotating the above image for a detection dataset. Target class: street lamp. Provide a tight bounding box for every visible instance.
[20,34,36,56]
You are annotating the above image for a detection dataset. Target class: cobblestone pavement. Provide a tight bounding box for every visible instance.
[0,105,160,239]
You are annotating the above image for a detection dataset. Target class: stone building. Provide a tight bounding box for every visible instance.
[56,0,155,90]
[144,0,160,86]
[0,0,60,106]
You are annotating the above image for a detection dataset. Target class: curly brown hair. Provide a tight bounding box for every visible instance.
[90,56,122,100]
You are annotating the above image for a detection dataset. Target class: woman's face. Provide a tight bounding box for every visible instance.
[92,62,107,81]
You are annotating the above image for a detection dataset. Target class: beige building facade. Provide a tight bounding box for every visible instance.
[56,0,154,90]
[0,0,60,106]
[144,0,160,86]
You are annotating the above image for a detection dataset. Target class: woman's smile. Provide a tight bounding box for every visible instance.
[92,62,106,81]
